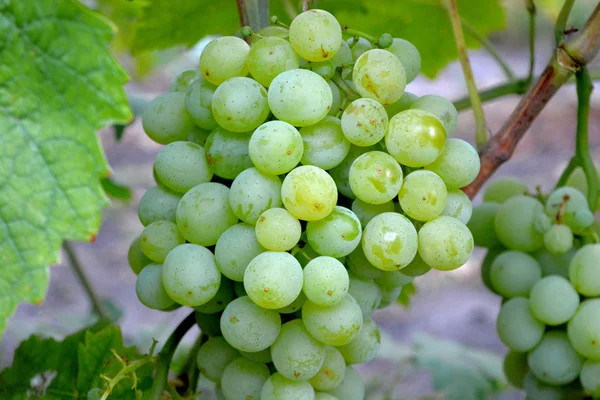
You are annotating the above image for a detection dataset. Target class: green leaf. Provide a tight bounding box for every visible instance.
[0,0,131,337]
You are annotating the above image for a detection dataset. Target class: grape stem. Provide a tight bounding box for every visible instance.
[555,0,576,45]
[302,0,311,12]
[175,333,207,397]
[446,0,488,151]
[332,73,360,102]
[342,27,377,44]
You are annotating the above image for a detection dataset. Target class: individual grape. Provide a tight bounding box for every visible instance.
[384,92,418,118]
[205,128,253,179]
[528,331,584,385]
[300,117,351,169]
[324,366,365,400]
[140,220,185,262]
[240,348,272,364]
[215,223,265,282]
[362,212,418,270]
[398,170,448,222]
[328,145,375,199]
[441,189,472,224]
[483,177,529,204]
[481,247,503,294]
[330,40,352,68]
[566,165,600,211]
[503,351,528,388]
[276,291,307,314]
[289,9,342,62]
[400,252,432,277]
[200,36,250,85]
[142,92,192,144]
[569,244,600,296]
[378,285,402,309]
[128,236,152,275]
[347,275,381,318]
[138,186,181,226]
[176,183,238,246]
[196,336,240,382]
[168,69,197,93]
[374,270,413,290]
[135,263,176,310]
[348,37,373,59]
[185,78,218,131]
[418,216,473,271]
[194,278,234,314]
[268,69,333,127]
[346,245,383,280]
[351,199,394,228]
[494,195,544,252]
[580,360,600,397]
[195,311,223,337]
[281,165,338,221]
[568,299,600,360]
[247,36,300,87]
[352,49,406,105]
[467,203,501,248]
[489,250,541,298]
[410,94,458,135]
[349,151,403,205]
[221,296,281,352]
[271,319,326,381]
[340,98,388,147]
[328,81,342,117]
[306,206,362,258]
[534,247,574,278]
[523,372,574,400]
[543,224,573,255]
[302,294,363,346]
[309,60,336,80]
[573,208,594,231]
[386,38,421,83]
[260,372,315,400]
[545,187,589,228]
[257,25,289,38]
[255,208,301,251]
[244,252,303,309]
[303,256,349,307]
[496,297,545,352]
[424,138,479,189]
[221,357,270,400]
[529,276,579,325]
[309,346,346,391]
[154,141,213,193]
[385,109,446,168]
[249,120,303,175]
[162,244,221,306]
[211,77,270,133]
[229,168,282,225]
[337,317,380,364]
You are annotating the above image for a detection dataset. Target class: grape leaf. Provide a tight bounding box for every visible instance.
[0,0,131,337]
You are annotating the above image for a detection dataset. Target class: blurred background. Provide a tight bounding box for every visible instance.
[2,0,599,399]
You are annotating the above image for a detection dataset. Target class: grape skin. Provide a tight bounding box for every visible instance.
[302,294,363,346]
[424,138,479,189]
[527,331,584,385]
[494,195,544,252]
[153,141,213,193]
[496,297,545,352]
[135,263,175,310]
[529,276,579,326]
[349,151,404,205]
[255,208,302,252]
[300,116,351,170]
[281,165,338,221]
[417,216,473,271]
[289,9,342,62]
[306,206,362,258]
[341,98,388,147]
[247,36,300,87]
[249,120,303,175]
[215,223,265,282]
[362,212,418,271]
[568,244,600,296]
[142,92,192,145]
[302,256,349,307]
[138,186,181,226]
[309,346,346,391]
[410,94,458,135]
[489,251,541,298]
[567,298,600,360]
[211,77,270,132]
[398,170,448,222]
[199,36,250,85]
[221,357,270,400]
[229,167,282,225]
[353,49,406,105]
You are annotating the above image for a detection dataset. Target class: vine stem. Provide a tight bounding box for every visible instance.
[236,0,270,41]
[342,27,377,44]
[332,73,360,101]
[555,0,576,45]
[527,0,536,84]
[446,0,488,150]
[99,345,157,400]
[302,0,311,12]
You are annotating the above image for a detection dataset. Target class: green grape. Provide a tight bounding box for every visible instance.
[441,189,472,224]
[205,127,253,180]
[87,388,102,400]
[302,294,363,346]
[184,78,218,130]
[349,151,403,205]
[310,60,336,80]
[168,69,197,93]
[352,49,406,105]
[303,256,349,307]
[138,186,181,226]
[398,170,448,222]
[315,392,339,399]
[568,299,600,360]
[309,346,346,391]
[240,348,272,364]
[489,250,541,298]
[300,117,351,169]
[196,336,240,382]
[221,296,281,352]
[347,275,381,318]
[328,80,342,117]
[162,244,221,306]
[215,223,265,282]
[410,94,458,135]
[324,366,365,400]
[378,285,402,308]
[281,165,338,221]
[400,252,432,277]
[211,77,270,132]
[258,25,289,38]
[467,203,501,248]
[496,297,545,352]
[271,319,326,381]
[154,141,213,193]
[142,92,192,144]
[268,69,333,126]
[573,208,594,231]
[384,92,418,118]
[176,182,238,246]
[200,36,250,85]
[424,138,479,189]
[221,357,270,400]
[229,168,282,225]
[328,145,375,199]
[529,276,579,325]
[249,120,303,175]
[533,212,553,234]
[135,263,176,310]
[194,278,234,314]
[351,198,394,228]
[247,36,300,87]
[255,208,302,251]
[362,212,418,270]
[243,252,303,309]
[341,98,388,147]
[306,206,362,258]
[374,269,413,290]
[385,109,446,168]
[337,317,380,364]
[569,244,600,296]
[528,331,584,385]
[418,216,473,271]
[483,177,529,204]
[481,247,503,294]
[503,351,528,388]
[523,372,574,400]
[580,360,600,397]
[260,372,315,400]
[386,38,421,83]
[289,9,342,62]
[494,195,544,252]
[331,40,352,68]
[534,247,574,278]
[346,245,383,280]
[140,220,185,262]
[276,291,307,314]
[566,165,600,211]
[348,37,373,59]
[128,235,152,275]
[545,187,589,228]
[543,224,573,255]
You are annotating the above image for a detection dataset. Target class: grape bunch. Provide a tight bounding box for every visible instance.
[469,176,600,399]
[128,9,478,400]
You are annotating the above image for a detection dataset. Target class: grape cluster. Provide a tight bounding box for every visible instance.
[128,9,478,400]
[470,177,600,398]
